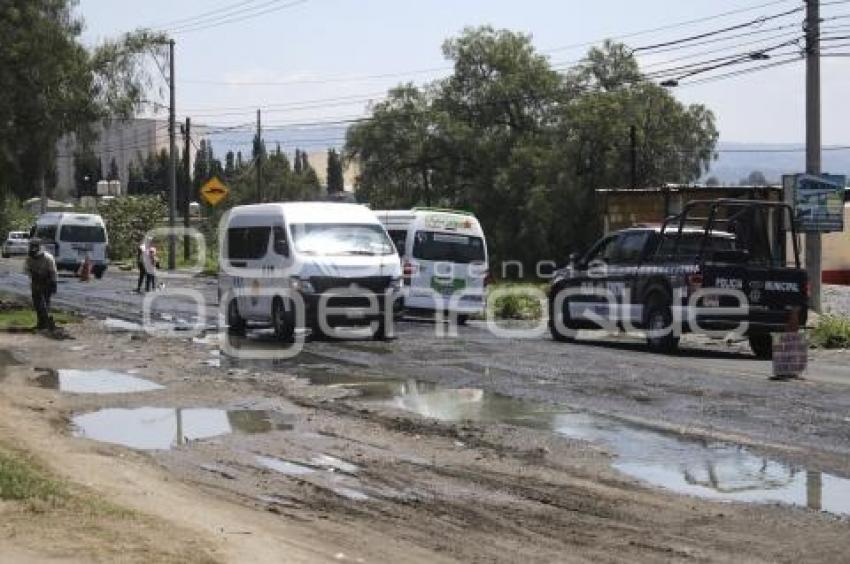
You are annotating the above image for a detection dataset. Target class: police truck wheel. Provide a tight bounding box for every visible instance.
[748,333,773,359]
[272,298,294,342]
[93,267,104,279]
[226,299,246,336]
[456,314,468,326]
[373,317,394,341]
[548,295,575,342]
[645,300,679,354]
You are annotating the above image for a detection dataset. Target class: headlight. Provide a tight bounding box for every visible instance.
[289,277,315,294]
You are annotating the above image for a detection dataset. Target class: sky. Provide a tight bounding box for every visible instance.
[76,0,850,146]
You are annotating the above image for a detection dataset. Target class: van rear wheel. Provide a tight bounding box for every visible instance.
[272,298,294,342]
[227,299,246,336]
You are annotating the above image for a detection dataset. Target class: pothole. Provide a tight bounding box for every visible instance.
[72,408,293,450]
[37,369,164,394]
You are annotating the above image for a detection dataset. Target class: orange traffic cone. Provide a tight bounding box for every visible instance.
[79,255,92,282]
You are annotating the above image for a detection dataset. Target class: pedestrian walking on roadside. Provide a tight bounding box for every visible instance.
[136,239,147,292]
[145,243,159,292]
[23,238,58,331]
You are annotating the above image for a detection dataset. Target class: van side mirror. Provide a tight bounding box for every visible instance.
[274,237,289,257]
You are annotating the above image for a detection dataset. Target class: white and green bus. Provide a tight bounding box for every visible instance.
[375,208,488,323]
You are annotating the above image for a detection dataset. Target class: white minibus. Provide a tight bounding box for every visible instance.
[375,208,488,323]
[32,213,109,278]
[218,202,402,340]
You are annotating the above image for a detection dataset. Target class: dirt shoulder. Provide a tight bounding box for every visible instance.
[0,321,848,563]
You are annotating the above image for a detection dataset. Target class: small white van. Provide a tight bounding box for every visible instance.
[218,202,402,340]
[32,213,109,278]
[375,208,488,322]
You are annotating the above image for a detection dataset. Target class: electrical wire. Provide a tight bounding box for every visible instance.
[168,0,311,35]
[630,6,803,53]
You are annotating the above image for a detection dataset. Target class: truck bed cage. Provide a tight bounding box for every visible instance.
[659,199,800,268]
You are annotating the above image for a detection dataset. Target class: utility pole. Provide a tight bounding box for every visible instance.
[183,117,191,262]
[168,38,177,271]
[629,125,637,189]
[805,0,822,311]
[256,108,263,202]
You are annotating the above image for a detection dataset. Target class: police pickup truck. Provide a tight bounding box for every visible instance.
[548,199,808,358]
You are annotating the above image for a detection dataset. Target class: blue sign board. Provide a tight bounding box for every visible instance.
[786,173,846,232]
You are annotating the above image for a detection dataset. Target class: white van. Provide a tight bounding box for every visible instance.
[375,208,488,322]
[32,213,109,278]
[218,202,402,340]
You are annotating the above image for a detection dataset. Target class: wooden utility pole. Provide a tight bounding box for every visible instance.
[805,0,822,311]
[183,117,191,261]
[629,125,637,189]
[167,38,177,271]
[256,108,263,202]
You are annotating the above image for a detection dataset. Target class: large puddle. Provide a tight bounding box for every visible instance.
[72,408,292,450]
[38,369,164,394]
[305,367,850,516]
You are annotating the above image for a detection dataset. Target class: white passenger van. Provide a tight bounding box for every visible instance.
[218,202,403,341]
[375,208,488,322]
[32,213,109,278]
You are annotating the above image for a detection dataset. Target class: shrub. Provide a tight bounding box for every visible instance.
[809,314,850,349]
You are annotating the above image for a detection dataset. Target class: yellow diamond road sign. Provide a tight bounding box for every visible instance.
[200,176,229,206]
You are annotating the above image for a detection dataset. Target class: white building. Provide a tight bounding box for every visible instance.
[54,118,172,199]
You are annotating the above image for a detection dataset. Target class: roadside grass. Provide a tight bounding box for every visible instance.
[486,282,548,320]
[0,307,79,331]
[0,441,216,562]
[0,447,65,503]
[809,314,850,349]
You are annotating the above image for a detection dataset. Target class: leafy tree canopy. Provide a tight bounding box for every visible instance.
[346,27,719,268]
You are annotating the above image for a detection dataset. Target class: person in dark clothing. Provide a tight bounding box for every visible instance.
[136,240,147,292]
[23,239,58,330]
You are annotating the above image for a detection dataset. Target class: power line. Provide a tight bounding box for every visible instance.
[544,0,799,54]
[631,6,804,53]
[144,0,261,31]
[168,0,311,34]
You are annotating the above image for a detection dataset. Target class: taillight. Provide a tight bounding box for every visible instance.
[687,273,703,294]
[805,281,812,298]
[402,260,418,284]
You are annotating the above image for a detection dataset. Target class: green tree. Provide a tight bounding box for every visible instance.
[97,195,166,260]
[293,149,303,175]
[741,170,768,186]
[326,148,344,193]
[346,27,719,269]
[224,150,235,178]
[0,1,164,201]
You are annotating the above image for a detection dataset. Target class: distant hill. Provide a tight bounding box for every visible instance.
[204,128,848,188]
[202,125,346,158]
[703,142,850,185]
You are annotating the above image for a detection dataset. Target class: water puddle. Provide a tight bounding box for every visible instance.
[102,318,144,332]
[307,369,850,516]
[256,455,371,501]
[256,455,315,476]
[72,408,292,450]
[37,369,164,394]
[311,454,359,474]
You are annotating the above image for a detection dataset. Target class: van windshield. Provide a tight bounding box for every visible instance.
[290,223,394,256]
[59,225,106,243]
[412,231,485,264]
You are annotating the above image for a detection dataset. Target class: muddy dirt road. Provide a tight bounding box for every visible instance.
[2,259,850,562]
